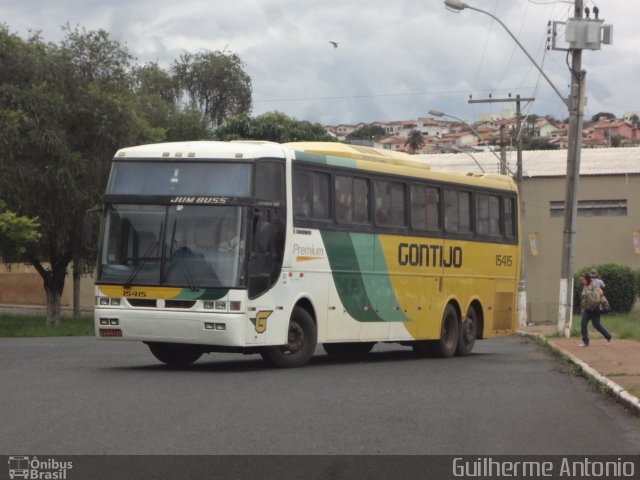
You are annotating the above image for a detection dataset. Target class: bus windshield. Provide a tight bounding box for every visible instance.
[99,204,246,288]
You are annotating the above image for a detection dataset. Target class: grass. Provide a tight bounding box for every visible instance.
[569,311,640,341]
[0,312,94,338]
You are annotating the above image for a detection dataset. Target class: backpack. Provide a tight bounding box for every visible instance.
[584,286,601,311]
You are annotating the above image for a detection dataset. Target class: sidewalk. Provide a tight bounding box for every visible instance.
[518,324,640,415]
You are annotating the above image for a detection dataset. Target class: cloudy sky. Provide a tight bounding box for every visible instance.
[3,1,636,125]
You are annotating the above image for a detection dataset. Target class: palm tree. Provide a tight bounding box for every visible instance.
[405,129,425,154]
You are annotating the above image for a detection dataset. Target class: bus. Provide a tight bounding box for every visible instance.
[89,141,520,367]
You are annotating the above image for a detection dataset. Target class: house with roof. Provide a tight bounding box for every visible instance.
[416,118,450,138]
[378,135,409,151]
[592,120,637,142]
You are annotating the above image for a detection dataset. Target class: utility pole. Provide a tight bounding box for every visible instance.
[469,95,533,327]
[558,0,586,337]
[499,125,507,175]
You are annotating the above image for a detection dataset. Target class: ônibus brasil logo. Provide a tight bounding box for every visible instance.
[8,456,73,479]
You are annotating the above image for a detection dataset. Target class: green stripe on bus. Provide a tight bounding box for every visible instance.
[369,236,410,322]
[320,230,382,322]
[320,231,408,323]
[294,151,357,169]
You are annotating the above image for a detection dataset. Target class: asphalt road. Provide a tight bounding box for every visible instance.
[1,335,639,455]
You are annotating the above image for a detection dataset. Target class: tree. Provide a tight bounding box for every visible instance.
[346,124,387,142]
[521,135,559,150]
[611,134,623,148]
[216,111,335,143]
[173,50,252,128]
[133,62,213,141]
[0,200,39,261]
[591,112,616,122]
[404,129,425,154]
[629,114,639,129]
[0,25,158,326]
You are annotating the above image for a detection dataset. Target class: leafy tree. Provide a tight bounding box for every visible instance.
[173,50,252,128]
[520,135,559,150]
[629,114,639,129]
[611,134,623,148]
[216,111,335,143]
[0,200,39,260]
[591,112,616,122]
[346,124,387,142]
[0,25,158,326]
[404,129,425,154]
[133,62,213,141]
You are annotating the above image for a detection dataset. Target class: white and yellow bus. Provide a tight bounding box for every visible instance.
[91,141,519,367]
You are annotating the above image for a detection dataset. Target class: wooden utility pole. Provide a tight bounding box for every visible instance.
[558,0,586,337]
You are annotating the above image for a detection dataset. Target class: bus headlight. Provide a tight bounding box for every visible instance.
[98,297,110,306]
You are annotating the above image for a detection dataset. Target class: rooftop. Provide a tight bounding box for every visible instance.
[418,147,640,177]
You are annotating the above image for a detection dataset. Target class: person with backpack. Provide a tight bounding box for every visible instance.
[578,273,612,347]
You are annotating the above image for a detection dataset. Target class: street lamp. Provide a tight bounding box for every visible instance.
[443,1,567,107]
[444,0,587,336]
[449,146,486,174]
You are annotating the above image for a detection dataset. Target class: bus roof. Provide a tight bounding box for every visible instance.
[114,140,286,160]
[284,142,516,192]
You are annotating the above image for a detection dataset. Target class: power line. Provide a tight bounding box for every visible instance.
[253,85,556,104]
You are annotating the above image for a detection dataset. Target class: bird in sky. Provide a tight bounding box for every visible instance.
[329,41,338,49]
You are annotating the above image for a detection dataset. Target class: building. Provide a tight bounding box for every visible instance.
[419,147,640,325]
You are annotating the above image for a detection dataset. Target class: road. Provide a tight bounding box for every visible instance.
[1,335,639,455]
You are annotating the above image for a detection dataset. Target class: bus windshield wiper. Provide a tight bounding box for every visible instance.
[124,222,163,288]
[178,257,198,292]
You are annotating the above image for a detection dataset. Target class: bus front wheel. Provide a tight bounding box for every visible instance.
[261,306,317,368]
[147,342,203,366]
[456,307,478,356]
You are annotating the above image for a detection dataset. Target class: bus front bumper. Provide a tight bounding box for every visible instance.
[94,308,249,347]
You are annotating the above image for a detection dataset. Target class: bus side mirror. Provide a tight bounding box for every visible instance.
[83,208,101,251]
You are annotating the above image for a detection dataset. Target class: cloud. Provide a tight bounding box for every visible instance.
[4,0,638,124]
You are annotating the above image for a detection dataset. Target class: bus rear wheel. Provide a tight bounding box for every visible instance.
[261,306,317,368]
[456,307,478,356]
[147,342,203,366]
[323,342,375,359]
[412,305,459,358]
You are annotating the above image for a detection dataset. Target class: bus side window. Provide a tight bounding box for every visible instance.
[255,161,285,202]
[352,177,370,224]
[445,189,471,233]
[411,184,440,231]
[335,175,353,223]
[293,169,331,220]
[504,197,516,239]
[374,180,406,227]
[293,170,312,218]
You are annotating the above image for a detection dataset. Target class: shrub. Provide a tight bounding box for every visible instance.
[573,264,638,314]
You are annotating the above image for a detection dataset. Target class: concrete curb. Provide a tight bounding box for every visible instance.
[517,330,640,416]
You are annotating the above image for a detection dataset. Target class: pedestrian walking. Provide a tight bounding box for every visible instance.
[578,273,612,347]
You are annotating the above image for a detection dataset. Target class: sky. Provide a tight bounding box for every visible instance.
[3,0,637,126]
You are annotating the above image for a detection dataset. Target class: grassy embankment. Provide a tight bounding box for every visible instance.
[0,312,93,337]
[570,311,640,341]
